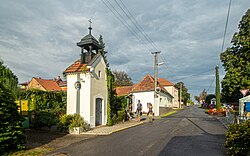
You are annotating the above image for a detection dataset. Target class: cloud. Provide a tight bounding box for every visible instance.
[0,0,249,99]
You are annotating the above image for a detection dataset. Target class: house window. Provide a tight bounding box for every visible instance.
[98,71,101,78]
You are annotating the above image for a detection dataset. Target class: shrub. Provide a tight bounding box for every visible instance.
[116,110,126,123]
[111,114,117,125]
[0,83,26,155]
[57,114,73,132]
[225,120,250,156]
[58,114,90,132]
[20,90,66,112]
[32,110,59,129]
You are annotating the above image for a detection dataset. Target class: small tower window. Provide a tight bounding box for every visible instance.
[98,71,101,78]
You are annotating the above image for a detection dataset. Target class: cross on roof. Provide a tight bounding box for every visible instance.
[88,19,92,28]
[88,19,92,34]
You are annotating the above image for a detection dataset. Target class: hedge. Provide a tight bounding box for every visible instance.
[225,120,250,155]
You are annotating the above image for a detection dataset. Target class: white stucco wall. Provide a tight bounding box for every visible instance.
[66,73,91,124]
[80,73,91,124]
[173,87,179,108]
[164,86,179,108]
[158,92,172,108]
[66,56,107,128]
[132,91,155,113]
[131,90,173,116]
[66,74,78,115]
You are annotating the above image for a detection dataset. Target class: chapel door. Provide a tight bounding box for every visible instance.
[95,98,102,126]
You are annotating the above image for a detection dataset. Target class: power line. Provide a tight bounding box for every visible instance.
[117,0,160,51]
[218,0,232,66]
[101,0,152,51]
[206,76,215,93]
[170,68,214,82]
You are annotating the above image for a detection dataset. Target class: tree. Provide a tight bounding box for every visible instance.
[220,9,250,102]
[98,35,116,125]
[194,95,200,103]
[98,35,109,67]
[195,89,207,103]
[0,60,19,98]
[106,68,115,126]
[205,94,216,104]
[113,70,133,87]
[215,65,221,109]
[0,76,26,155]
[175,82,190,105]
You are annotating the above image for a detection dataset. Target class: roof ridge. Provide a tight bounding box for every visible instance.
[146,74,155,83]
[33,77,47,90]
[33,77,61,91]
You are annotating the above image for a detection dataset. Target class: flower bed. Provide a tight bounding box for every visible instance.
[207,108,226,116]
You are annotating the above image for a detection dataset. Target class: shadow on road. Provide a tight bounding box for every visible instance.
[25,129,66,149]
[159,133,227,156]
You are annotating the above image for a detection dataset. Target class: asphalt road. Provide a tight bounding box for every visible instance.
[49,106,227,156]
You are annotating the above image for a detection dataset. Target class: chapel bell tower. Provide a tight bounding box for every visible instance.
[77,21,102,64]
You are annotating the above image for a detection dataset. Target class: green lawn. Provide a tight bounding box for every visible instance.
[160,111,177,117]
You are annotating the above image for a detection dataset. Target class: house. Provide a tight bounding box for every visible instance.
[55,76,67,91]
[19,81,29,91]
[27,77,62,91]
[158,78,179,108]
[115,74,176,116]
[239,95,250,119]
[20,76,67,92]
[63,26,107,128]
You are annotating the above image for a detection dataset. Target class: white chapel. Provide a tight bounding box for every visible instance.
[63,25,107,128]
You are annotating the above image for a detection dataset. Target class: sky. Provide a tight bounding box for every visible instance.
[0,0,249,99]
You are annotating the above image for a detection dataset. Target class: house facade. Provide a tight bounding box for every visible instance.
[116,74,174,116]
[26,77,62,91]
[63,26,107,128]
[20,76,66,92]
[158,78,179,108]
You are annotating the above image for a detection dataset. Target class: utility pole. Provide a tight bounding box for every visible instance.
[152,51,160,116]
[179,82,182,108]
[215,65,221,109]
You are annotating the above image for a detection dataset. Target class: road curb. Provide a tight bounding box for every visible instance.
[81,121,144,135]
[111,122,144,134]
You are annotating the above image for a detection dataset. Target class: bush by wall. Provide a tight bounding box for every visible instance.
[21,90,66,111]
[32,110,60,129]
[57,114,90,133]
[225,120,250,156]
[116,110,126,123]
[20,90,66,129]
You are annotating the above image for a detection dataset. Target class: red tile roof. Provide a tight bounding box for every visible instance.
[33,77,62,91]
[63,60,90,74]
[115,86,134,96]
[132,74,155,92]
[158,78,174,86]
[114,74,173,97]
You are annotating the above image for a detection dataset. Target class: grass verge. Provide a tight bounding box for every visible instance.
[10,146,53,156]
[160,111,177,117]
